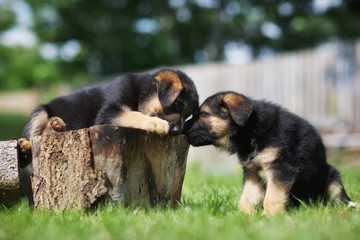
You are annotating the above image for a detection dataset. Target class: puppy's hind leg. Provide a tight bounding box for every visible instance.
[19,115,66,166]
[41,117,66,135]
[18,107,68,167]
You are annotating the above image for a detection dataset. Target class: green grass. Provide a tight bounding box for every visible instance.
[0,162,359,240]
[0,112,28,140]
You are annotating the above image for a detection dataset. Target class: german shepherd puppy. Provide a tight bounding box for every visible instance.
[18,69,199,200]
[184,91,353,214]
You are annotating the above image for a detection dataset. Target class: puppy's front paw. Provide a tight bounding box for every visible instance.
[238,199,255,215]
[147,117,170,135]
[18,138,32,167]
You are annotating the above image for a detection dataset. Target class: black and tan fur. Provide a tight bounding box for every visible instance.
[18,69,199,201]
[184,91,353,214]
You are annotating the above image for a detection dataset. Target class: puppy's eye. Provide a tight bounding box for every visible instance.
[200,111,210,117]
[220,107,228,113]
[173,99,184,112]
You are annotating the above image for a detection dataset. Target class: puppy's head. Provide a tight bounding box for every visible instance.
[153,69,199,135]
[184,92,253,152]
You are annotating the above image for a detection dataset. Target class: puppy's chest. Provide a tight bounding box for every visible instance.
[240,144,279,171]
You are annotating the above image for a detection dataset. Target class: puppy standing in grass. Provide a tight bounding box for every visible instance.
[184,91,353,215]
[18,69,199,201]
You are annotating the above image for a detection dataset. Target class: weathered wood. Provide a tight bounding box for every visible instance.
[30,125,190,210]
[0,140,20,207]
[31,129,108,210]
[89,125,190,207]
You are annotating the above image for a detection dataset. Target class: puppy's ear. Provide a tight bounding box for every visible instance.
[155,71,183,109]
[223,93,253,127]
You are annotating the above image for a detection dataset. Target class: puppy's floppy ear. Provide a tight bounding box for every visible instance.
[223,93,253,127]
[155,71,183,109]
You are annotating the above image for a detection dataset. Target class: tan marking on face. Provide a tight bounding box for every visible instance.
[139,94,163,116]
[29,109,49,137]
[220,106,229,117]
[161,112,181,125]
[155,71,182,91]
[213,135,233,152]
[262,168,288,215]
[112,107,170,134]
[253,147,279,168]
[327,181,342,202]
[208,115,234,151]
[238,170,265,214]
[209,116,230,137]
[201,105,212,114]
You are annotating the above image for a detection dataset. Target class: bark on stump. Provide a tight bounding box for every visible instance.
[31,129,107,210]
[31,125,190,210]
[0,140,20,207]
[90,125,190,207]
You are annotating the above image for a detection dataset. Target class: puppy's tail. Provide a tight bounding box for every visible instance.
[22,105,50,139]
[325,165,353,206]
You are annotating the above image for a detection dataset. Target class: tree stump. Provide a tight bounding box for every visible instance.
[90,125,190,207]
[0,140,20,207]
[31,125,190,210]
[31,129,108,210]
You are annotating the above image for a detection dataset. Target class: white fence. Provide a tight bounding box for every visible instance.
[180,40,360,134]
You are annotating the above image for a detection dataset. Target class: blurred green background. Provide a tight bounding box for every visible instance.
[0,113,27,139]
[1,0,360,140]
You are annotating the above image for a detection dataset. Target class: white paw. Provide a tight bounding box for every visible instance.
[146,117,170,135]
[238,201,254,215]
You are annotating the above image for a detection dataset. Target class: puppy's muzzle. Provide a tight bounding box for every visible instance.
[169,120,185,136]
[170,125,181,135]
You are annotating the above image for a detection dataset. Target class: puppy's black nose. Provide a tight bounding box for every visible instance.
[170,125,181,136]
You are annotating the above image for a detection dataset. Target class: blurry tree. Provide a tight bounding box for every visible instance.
[0,2,61,91]
[0,46,61,90]
[0,7,14,31]
[2,0,360,89]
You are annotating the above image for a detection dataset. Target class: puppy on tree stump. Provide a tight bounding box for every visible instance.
[17,69,198,209]
[30,117,190,210]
